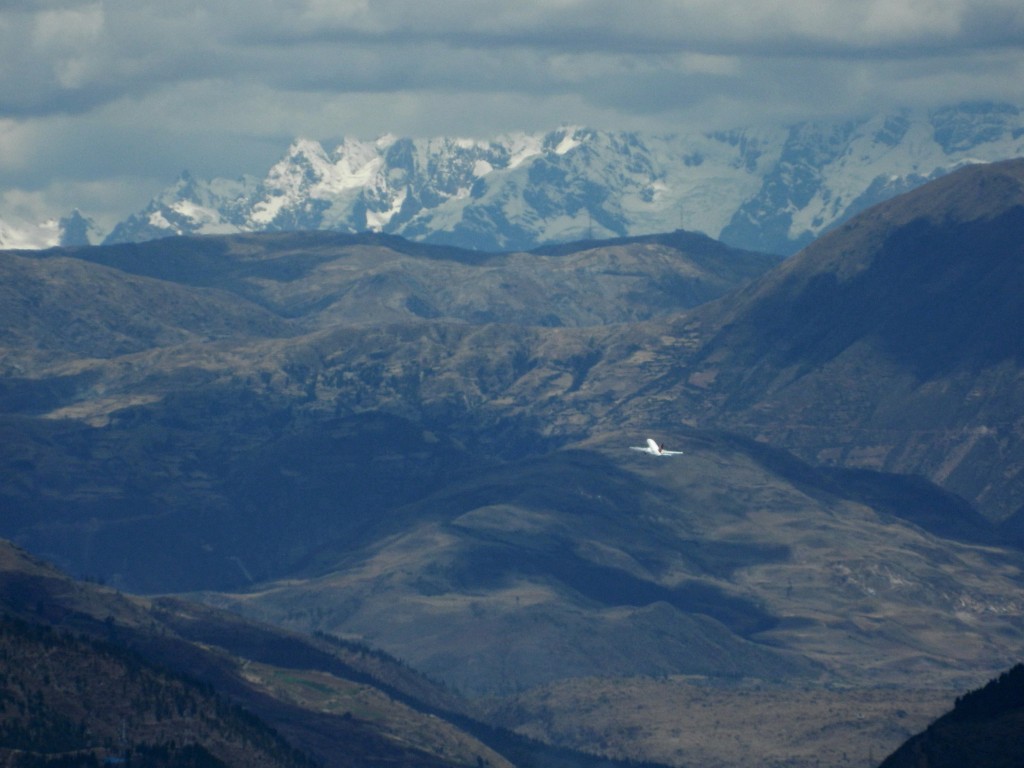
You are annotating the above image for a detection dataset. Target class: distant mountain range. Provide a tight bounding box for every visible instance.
[3,102,1023,254]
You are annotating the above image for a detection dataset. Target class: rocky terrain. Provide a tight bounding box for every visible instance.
[4,161,1024,767]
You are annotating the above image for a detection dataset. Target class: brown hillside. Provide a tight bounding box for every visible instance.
[601,159,1024,519]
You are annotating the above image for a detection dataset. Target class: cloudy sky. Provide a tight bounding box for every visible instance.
[2,0,1023,233]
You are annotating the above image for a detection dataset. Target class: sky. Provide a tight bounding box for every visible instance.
[2,0,1023,235]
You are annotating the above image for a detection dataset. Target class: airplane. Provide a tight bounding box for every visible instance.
[630,438,684,456]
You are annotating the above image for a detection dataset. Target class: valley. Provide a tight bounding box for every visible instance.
[3,159,1024,766]
[483,678,952,768]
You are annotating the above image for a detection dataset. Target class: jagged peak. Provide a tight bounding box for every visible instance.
[543,125,591,155]
[85,102,1024,252]
[284,137,329,158]
[58,208,97,247]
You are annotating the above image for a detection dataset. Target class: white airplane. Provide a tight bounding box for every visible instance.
[630,438,684,456]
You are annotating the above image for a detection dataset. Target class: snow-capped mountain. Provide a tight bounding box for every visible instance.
[103,171,259,245]
[11,102,1024,254]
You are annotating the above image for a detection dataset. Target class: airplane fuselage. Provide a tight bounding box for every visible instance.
[630,438,683,456]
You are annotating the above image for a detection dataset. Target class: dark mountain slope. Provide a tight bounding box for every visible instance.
[0,614,315,768]
[0,548,436,768]
[0,406,486,592]
[690,158,1024,381]
[0,539,483,768]
[2,539,653,768]
[622,158,1024,519]
[879,664,1024,768]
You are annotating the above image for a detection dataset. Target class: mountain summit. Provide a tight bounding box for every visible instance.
[95,103,1024,254]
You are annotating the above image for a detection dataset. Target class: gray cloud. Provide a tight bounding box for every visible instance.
[1,0,1022,232]
[6,0,1022,115]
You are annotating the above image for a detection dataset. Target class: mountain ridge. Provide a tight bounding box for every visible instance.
[670,158,1024,518]
[1,536,657,768]
[5,162,1024,766]
[3,102,1023,254]
[101,105,1024,255]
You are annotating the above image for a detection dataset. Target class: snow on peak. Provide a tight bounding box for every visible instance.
[90,102,1024,254]
[553,129,584,156]
[286,137,330,160]
[365,186,407,231]
[501,132,544,169]
[148,210,174,231]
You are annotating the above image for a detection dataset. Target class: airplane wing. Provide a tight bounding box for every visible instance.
[659,449,684,456]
